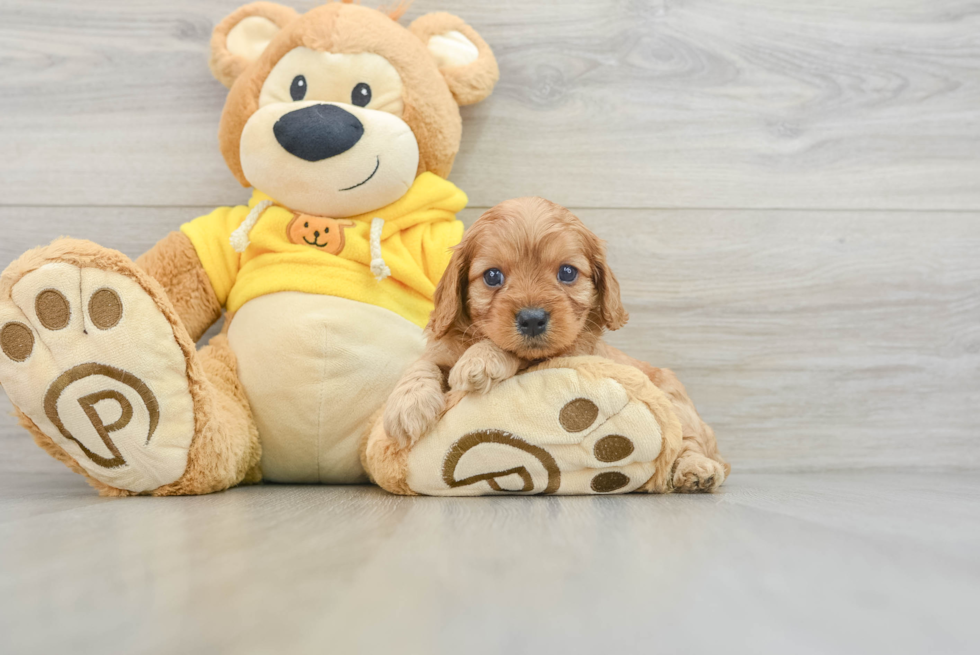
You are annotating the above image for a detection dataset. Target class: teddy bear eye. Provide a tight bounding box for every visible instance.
[483,268,504,287]
[351,82,372,107]
[290,75,307,101]
[558,264,578,283]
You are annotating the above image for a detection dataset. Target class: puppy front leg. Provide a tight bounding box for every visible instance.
[448,339,522,394]
[383,358,447,449]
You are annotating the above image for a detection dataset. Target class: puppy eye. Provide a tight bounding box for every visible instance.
[558,264,579,283]
[352,82,372,107]
[290,75,307,101]
[483,268,504,288]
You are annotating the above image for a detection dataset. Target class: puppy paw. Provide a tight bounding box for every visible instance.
[672,453,727,493]
[448,340,521,394]
[383,361,446,448]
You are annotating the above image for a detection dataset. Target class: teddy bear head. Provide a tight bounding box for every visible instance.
[209,1,498,217]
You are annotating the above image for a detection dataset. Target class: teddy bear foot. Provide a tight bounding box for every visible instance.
[0,241,201,494]
[367,356,685,496]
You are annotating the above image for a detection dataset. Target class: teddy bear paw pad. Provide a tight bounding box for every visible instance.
[0,262,195,492]
[405,359,673,496]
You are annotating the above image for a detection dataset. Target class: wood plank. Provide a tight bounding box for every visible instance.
[590,208,980,471]
[1,0,979,209]
[0,472,978,654]
[2,206,978,472]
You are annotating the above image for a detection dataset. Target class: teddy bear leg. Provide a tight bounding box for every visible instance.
[0,239,258,496]
[364,357,688,496]
[153,333,262,496]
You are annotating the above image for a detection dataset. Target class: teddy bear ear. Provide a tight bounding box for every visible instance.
[409,12,499,106]
[209,2,299,88]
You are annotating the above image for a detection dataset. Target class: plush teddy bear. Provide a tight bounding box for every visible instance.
[0,1,724,496]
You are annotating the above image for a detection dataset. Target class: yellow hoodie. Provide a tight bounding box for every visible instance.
[180,173,466,328]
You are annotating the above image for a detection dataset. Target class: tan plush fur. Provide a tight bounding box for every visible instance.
[135,231,222,342]
[209,2,300,88]
[383,198,729,492]
[408,12,500,106]
[2,240,260,497]
[213,1,498,185]
[2,2,500,497]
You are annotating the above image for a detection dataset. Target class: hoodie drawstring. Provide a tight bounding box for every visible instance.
[231,202,391,283]
[230,200,274,253]
[370,218,391,281]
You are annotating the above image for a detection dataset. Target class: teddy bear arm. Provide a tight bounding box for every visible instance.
[135,231,223,342]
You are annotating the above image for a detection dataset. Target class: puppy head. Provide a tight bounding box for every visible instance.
[431,197,628,359]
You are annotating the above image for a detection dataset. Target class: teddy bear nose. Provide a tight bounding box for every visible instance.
[273,104,364,162]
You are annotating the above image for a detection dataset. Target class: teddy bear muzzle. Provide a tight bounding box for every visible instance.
[239,99,420,218]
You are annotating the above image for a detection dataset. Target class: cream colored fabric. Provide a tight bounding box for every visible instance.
[239,99,420,219]
[242,47,417,218]
[427,31,480,69]
[258,49,406,116]
[0,264,195,492]
[406,366,665,496]
[228,292,424,483]
[226,15,281,64]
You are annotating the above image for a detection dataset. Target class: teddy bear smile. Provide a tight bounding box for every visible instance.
[339,155,381,192]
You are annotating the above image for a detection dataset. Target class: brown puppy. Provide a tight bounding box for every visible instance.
[384,197,729,492]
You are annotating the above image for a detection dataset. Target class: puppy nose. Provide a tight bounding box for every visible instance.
[516,308,550,338]
[273,104,364,162]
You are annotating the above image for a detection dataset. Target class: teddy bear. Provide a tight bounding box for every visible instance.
[0,1,727,496]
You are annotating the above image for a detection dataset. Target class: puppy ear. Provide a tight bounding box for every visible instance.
[409,12,499,106]
[429,240,471,338]
[589,234,629,331]
[210,2,299,88]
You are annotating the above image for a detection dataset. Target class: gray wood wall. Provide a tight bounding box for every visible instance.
[1,0,978,474]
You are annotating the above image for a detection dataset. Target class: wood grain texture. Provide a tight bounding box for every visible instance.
[2,206,978,472]
[1,0,979,209]
[2,3,979,649]
[0,472,978,654]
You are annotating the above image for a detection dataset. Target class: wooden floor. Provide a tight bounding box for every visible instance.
[0,471,978,654]
[1,0,979,652]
